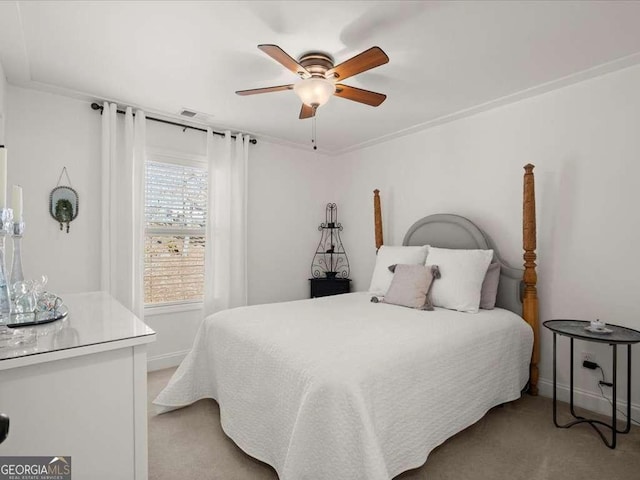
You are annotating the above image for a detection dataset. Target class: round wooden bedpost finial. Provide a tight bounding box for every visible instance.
[373,189,383,251]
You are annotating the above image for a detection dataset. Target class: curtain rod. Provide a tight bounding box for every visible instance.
[90,103,257,144]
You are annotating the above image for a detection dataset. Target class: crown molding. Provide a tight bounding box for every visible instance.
[7,50,640,158]
[333,51,640,156]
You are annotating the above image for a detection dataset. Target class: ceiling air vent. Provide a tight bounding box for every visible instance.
[179,108,214,122]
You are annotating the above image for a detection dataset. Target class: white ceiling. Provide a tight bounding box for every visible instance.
[2,1,640,154]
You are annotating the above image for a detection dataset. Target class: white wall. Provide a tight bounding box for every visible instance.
[6,86,102,294]
[329,64,640,417]
[247,142,331,305]
[5,87,329,370]
[0,59,7,144]
[4,93,204,369]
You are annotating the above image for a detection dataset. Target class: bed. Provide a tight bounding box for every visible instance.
[154,165,540,480]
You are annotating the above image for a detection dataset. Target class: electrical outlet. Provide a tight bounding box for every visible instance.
[581,351,595,366]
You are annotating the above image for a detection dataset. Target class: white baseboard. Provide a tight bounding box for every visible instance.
[147,350,189,372]
[538,377,640,421]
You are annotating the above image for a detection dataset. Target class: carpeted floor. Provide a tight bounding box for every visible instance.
[148,368,640,480]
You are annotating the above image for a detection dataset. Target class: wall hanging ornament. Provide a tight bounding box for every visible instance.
[311,203,350,279]
[49,167,78,233]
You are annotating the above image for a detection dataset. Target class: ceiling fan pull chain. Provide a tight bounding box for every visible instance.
[312,115,317,150]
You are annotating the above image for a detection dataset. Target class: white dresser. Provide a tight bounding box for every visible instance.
[0,292,156,480]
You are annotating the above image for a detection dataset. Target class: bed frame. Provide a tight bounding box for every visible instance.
[373,164,539,395]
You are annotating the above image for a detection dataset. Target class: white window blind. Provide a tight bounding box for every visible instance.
[144,160,207,305]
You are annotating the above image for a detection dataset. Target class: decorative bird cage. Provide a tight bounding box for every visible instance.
[311,203,350,279]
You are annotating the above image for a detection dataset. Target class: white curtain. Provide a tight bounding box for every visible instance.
[100,102,146,319]
[203,130,249,316]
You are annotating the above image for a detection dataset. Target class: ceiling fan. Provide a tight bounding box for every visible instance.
[236,44,389,119]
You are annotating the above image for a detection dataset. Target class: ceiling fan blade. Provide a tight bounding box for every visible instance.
[258,44,311,78]
[236,84,294,96]
[334,84,386,106]
[299,103,316,119]
[327,46,389,81]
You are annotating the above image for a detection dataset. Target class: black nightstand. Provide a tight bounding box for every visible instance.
[309,278,351,298]
[543,319,640,449]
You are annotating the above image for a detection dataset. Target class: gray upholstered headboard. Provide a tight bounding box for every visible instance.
[403,214,523,316]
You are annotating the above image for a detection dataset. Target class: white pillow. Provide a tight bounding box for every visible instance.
[369,245,429,296]
[426,247,493,313]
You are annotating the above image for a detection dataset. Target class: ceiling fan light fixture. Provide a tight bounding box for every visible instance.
[293,78,336,108]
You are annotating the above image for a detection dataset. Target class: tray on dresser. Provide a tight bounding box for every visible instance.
[6,305,69,328]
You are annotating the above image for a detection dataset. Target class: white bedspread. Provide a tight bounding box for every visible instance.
[154,292,532,480]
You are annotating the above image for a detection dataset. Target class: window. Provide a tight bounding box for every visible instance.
[144,157,208,305]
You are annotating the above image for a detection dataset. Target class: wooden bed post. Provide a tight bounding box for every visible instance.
[523,164,539,396]
[373,189,384,250]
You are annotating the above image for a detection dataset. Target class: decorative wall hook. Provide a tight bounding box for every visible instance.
[49,167,78,233]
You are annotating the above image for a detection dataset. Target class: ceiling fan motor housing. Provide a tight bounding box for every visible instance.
[299,52,335,78]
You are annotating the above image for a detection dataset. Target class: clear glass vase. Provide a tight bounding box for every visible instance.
[0,210,30,347]
[10,221,24,290]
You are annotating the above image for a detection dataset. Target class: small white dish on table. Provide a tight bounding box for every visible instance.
[585,319,612,334]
